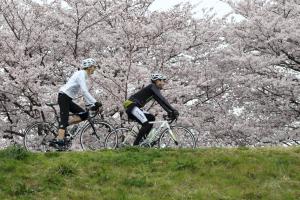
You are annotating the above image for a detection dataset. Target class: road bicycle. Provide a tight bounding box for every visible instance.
[105,115,196,148]
[23,103,117,152]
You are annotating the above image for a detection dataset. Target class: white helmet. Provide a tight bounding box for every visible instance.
[151,72,167,81]
[82,58,96,69]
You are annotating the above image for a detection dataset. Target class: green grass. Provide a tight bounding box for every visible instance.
[0,146,299,200]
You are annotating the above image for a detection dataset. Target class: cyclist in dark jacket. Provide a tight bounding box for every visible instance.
[123,73,179,145]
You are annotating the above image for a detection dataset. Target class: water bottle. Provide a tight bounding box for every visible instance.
[147,128,157,140]
[69,124,78,136]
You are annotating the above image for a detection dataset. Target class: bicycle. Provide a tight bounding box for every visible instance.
[105,115,196,148]
[23,103,117,152]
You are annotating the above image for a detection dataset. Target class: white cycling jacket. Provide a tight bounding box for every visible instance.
[59,70,97,105]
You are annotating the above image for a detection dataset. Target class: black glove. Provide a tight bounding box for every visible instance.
[173,110,179,117]
[91,101,102,111]
[168,110,179,119]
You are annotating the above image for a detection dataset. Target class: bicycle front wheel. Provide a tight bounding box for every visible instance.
[159,126,196,149]
[80,120,116,150]
[23,122,57,152]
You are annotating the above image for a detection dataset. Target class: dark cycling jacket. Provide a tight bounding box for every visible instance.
[125,83,176,113]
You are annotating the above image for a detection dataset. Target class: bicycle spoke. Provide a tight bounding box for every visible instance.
[24,122,57,152]
[80,121,115,150]
[159,126,196,148]
[114,128,137,148]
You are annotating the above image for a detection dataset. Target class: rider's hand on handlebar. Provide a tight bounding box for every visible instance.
[91,101,102,111]
[168,110,179,120]
[173,110,179,118]
[164,110,179,123]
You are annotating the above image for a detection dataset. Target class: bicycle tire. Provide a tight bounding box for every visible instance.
[23,121,58,152]
[106,127,138,148]
[158,126,196,148]
[80,120,116,150]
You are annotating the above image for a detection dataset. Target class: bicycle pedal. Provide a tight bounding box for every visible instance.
[150,141,157,147]
[119,142,131,148]
[49,139,65,147]
[56,146,68,151]
[140,143,151,148]
[119,134,125,142]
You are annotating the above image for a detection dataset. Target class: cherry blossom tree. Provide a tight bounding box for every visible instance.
[0,0,115,142]
[1,0,299,148]
[0,0,62,140]
[217,0,300,145]
[0,0,223,147]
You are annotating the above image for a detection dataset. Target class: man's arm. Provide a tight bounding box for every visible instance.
[77,72,97,105]
[151,85,177,114]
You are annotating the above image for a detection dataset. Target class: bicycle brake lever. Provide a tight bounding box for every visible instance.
[163,114,177,124]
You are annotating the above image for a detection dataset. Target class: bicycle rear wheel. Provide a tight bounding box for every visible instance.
[159,126,196,148]
[80,120,116,150]
[24,122,57,152]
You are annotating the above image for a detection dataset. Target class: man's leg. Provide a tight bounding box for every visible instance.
[133,122,152,145]
[69,101,88,125]
[128,107,155,145]
[56,128,66,140]
[55,95,87,146]
[143,112,155,138]
[57,93,71,140]
[68,115,82,125]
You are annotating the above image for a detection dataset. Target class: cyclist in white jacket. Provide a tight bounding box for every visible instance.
[52,58,102,146]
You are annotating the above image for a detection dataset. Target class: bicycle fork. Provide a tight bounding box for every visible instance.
[88,119,100,140]
[166,124,178,145]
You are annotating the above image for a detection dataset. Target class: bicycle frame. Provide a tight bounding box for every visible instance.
[114,116,198,149]
[66,120,88,139]
[24,99,115,152]
[139,120,178,146]
[44,103,99,141]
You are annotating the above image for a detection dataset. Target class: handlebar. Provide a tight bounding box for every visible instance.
[86,105,103,119]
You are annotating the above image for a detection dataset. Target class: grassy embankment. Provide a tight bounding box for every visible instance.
[0,146,299,200]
